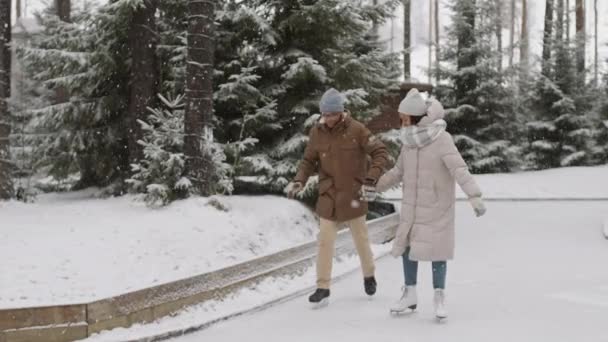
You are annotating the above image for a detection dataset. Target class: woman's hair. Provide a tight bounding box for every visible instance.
[410,114,427,126]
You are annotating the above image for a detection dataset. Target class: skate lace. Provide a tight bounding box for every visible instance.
[434,290,445,306]
[399,286,408,300]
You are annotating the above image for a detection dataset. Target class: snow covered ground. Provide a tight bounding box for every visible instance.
[384,165,608,199]
[0,191,318,308]
[75,166,608,342]
[170,201,608,342]
[2,165,607,310]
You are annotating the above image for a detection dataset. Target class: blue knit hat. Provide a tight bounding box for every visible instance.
[319,88,345,113]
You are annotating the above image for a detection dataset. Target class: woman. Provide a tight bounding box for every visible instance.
[374,89,486,320]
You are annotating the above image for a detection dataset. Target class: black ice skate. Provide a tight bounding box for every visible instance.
[308,288,330,309]
[364,276,377,296]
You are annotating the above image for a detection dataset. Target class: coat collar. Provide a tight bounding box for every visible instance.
[319,112,352,133]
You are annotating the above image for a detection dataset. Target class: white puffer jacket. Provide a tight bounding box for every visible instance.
[376,100,482,260]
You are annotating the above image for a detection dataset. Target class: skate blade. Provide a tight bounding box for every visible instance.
[390,305,417,316]
[389,309,416,316]
[435,315,448,323]
[310,298,329,310]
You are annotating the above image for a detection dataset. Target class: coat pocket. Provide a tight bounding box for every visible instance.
[339,142,364,176]
[316,193,335,219]
[318,177,334,196]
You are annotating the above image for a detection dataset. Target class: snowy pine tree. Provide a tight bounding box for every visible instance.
[148,0,399,195]
[215,65,279,179]
[17,0,198,192]
[127,94,232,207]
[18,3,135,189]
[157,0,188,96]
[435,0,519,173]
[217,0,401,194]
[127,95,189,206]
[524,0,594,170]
[526,85,594,171]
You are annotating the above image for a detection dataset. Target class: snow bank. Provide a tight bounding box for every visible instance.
[0,192,318,308]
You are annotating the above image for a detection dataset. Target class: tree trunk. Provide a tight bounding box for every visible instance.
[55,0,70,22]
[185,0,215,196]
[16,0,22,18]
[520,0,529,73]
[434,0,440,84]
[542,0,554,77]
[575,0,585,76]
[509,0,515,68]
[403,0,410,79]
[127,0,159,165]
[496,0,503,72]
[0,0,13,199]
[556,0,564,42]
[372,0,379,39]
[566,0,570,45]
[428,0,432,84]
[555,0,576,94]
[455,0,477,104]
[54,0,70,110]
[594,0,598,87]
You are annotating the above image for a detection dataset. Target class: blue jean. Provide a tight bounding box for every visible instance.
[402,247,447,289]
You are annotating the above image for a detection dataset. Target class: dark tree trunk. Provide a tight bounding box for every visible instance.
[185,0,215,196]
[509,0,515,68]
[575,0,585,76]
[127,0,159,164]
[434,0,440,84]
[566,0,570,45]
[403,0,410,79]
[542,0,555,77]
[520,0,529,73]
[16,0,22,18]
[54,0,70,110]
[496,0,503,72]
[455,0,477,104]
[0,0,13,199]
[556,0,565,42]
[55,0,71,22]
[594,0,598,87]
[427,0,432,83]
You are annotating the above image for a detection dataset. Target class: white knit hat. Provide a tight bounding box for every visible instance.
[398,88,428,116]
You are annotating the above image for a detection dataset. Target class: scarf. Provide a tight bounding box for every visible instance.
[400,119,447,148]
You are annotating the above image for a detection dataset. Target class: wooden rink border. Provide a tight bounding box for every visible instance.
[1,208,399,342]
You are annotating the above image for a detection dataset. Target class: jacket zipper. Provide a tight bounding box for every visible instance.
[409,148,419,234]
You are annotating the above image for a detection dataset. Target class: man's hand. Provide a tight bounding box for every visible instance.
[360,184,378,202]
[286,181,303,199]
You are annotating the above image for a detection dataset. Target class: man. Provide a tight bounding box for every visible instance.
[288,88,389,307]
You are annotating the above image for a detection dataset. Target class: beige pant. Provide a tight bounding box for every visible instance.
[316,215,375,289]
